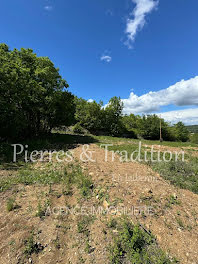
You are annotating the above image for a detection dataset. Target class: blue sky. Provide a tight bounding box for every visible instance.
[1,0,198,124]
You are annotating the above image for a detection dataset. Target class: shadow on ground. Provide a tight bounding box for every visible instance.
[0,133,98,169]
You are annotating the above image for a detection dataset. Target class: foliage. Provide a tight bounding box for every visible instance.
[121,115,189,142]
[6,197,18,212]
[0,44,191,142]
[75,96,124,136]
[186,125,198,133]
[190,133,198,144]
[172,122,190,142]
[104,96,124,136]
[151,159,198,194]
[0,43,75,140]
[24,231,43,256]
[122,114,142,138]
[109,219,177,264]
[75,98,104,134]
[0,161,93,199]
[73,123,86,134]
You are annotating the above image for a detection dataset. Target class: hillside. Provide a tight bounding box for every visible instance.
[0,134,198,264]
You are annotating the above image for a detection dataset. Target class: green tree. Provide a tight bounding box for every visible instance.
[122,114,143,138]
[104,96,124,136]
[173,122,189,142]
[0,44,75,140]
[75,98,103,134]
[140,115,172,141]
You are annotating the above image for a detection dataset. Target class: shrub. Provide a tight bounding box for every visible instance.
[109,220,178,264]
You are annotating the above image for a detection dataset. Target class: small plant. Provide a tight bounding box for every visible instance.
[165,195,181,208]
[24,231,43,256]
[53,236,61,249]
[49,183,53,194]
[176,217,185,229]
[109,219,178,264]
[85,239,92,253]
[36,199,50,218]
[107,218,118,229]
[77,215,94,236]
[6,197,18,212]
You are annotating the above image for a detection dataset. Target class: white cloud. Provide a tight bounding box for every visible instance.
[100,55,112,63]
[157,108,198,125]
[122,76,198,114]
[87,99,94,103]
[44,5,53,11]
[125,0,158,48]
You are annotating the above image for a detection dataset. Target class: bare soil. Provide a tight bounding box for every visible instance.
[0,144,198,264]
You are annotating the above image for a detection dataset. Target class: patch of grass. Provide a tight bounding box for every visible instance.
[109,219,178,264]
[152,159,198,194]
[95,186,109,201]
[95,135,197,148]
[24,231,43,256]
[84,239,92,254]
[35,199,50,218]
[107,218,118,229]
[6,197,19,212]
[165,195,181,208]
[77,215,95,236]
[99,138,197,193]
[176,217,185,229]
[0,162,93,199]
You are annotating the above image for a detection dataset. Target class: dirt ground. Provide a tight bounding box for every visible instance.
[0,144,198,264]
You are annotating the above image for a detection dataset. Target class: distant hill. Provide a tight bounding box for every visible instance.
[186,125,198,133]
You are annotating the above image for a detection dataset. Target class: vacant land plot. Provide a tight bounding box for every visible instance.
[0,134,198,264]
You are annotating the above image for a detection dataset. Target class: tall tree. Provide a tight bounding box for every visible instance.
[173,122,189,142]
[104,96,124,136]
[0,44,75,140]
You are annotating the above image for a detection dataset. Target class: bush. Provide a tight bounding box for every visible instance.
[109,220,177,264]
[172,122,190,142]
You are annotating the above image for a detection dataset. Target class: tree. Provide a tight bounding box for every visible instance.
[122,114,143,138]
[139,115,173,141]
[173,122,189,142]
[104,96,124,136]
[0,44,75,140]
[75,98,103,134]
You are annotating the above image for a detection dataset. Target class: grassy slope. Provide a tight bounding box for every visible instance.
[95,135,198,194]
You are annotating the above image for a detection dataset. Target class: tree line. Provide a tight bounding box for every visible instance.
[0,44,190,142]
[74,97,189,142]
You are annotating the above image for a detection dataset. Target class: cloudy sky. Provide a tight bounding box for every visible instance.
[1,0,198,124]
